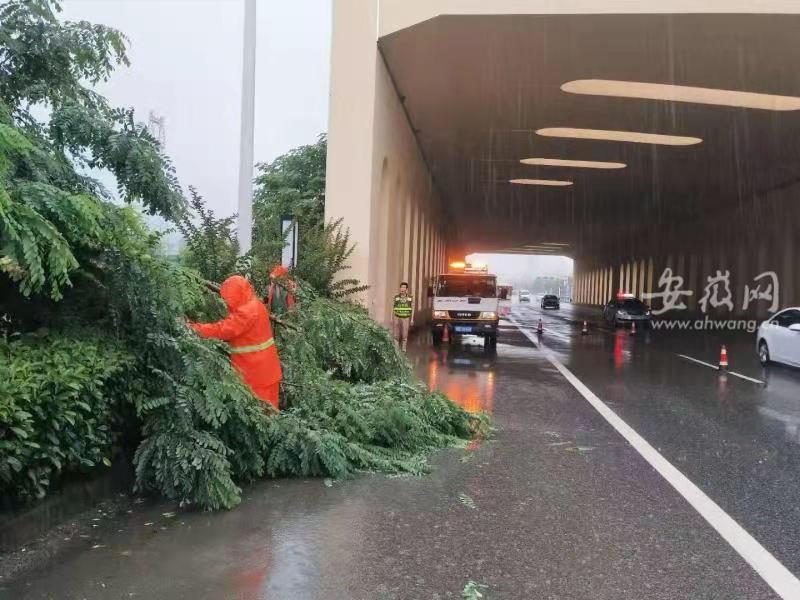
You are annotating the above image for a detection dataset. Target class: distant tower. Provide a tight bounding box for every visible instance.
[148,110,166,147]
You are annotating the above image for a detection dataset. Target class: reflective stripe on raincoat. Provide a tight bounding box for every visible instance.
[190,275,282,404]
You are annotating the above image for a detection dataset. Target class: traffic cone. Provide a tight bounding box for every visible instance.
[719,345,729,371]
[581,321,588,335]
[537,318,543,334]
[630,321,637,335]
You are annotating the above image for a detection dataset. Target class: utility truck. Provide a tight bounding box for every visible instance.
[428,262,506,348]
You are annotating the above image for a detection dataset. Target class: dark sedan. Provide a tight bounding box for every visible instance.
[541,294,560,310]
[602,295,652,328]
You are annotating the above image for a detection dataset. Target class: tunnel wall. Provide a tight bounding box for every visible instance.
[326,0,448,326]
[573,183,800,321]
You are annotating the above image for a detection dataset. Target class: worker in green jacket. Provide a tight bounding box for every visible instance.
[392,282,414,353]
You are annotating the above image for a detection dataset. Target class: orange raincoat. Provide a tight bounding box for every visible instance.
[190,275,282,411]
[267,265,295,310]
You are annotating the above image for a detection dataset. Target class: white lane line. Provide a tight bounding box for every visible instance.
[729,371,767,385]
[677,354,719,370]
[677,354,765,385]
[509,316,800,599]
[514,326,571,342]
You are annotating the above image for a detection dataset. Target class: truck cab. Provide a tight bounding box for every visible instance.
[428,262,504,347]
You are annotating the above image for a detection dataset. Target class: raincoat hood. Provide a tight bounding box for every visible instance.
[270,265,289,279]
[220,275,256,310]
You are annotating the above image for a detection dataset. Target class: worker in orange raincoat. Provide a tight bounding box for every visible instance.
[267,265,296,312]
[189,275,282,411]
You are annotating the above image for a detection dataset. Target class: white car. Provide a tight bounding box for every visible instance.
[757,307,800,367]
[519,290,531,302]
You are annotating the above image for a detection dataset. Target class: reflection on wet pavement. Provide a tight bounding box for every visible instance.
[418,336,496,413]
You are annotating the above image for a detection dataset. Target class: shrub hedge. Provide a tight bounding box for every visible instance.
[0,335,132,502]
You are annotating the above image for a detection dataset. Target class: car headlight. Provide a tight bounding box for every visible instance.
[433,310,448,319]
[617,310,628,317]
[480,311,497,320]
[645,310,651,316]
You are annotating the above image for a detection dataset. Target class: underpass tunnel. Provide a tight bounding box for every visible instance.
[325,1,800,327]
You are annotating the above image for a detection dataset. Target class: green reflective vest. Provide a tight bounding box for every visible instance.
[393,294,413,319]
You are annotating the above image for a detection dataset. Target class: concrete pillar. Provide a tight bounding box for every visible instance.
[783,228,795,308]
[687,254,698,311]
[638,259,646,298]
[701,250,712,316]
[580,270,585,303]
[372,163,392,322]
[401,191,411,282]
[423,218,432,309]
[416,210,426,315]
[586,270,591,304]
[325,0,379,297]
[757,240,768,321]
[626,262,632,292]
[410,203,420,312]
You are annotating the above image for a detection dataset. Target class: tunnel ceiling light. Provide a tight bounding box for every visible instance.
[509,178,573,187]
[520,158,626,169]
[536,127,702,146]
[562,79,800,111]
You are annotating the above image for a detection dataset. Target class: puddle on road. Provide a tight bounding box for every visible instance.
[415,338,496,413]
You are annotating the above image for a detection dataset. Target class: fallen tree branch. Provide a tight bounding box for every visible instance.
[205,280,300,332]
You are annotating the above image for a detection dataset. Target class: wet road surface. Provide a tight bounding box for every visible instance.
[3,303,800,599]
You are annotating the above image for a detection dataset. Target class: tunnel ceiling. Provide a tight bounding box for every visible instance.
[379,13,800,257]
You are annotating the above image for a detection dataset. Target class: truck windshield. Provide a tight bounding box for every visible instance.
[437,275,496,298]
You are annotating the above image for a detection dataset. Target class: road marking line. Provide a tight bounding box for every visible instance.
[510,316,800,599]
[729,371,766,385]
[677,354,719,370]
[514,325,572,342]
[677,354,765,385]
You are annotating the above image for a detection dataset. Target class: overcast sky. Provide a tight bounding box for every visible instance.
[469,253,574,281]
[58,1,572,276]
[62,0,331,217]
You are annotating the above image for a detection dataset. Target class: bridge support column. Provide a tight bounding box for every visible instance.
[326,0,446,325]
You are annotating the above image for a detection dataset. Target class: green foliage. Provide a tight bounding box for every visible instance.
[0,1,488,513]
[293,218,369,299]
[175,186,238,283]
[462,581,488,599]
[132,331,270,511]
[88,215,268,510]
[49,103,183,217]
[259,294,487,481]
[0,0,129,122]
[279,295,409,383]
[253,134,326,239]
[250,135,338,296]
[0,334,131,501]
